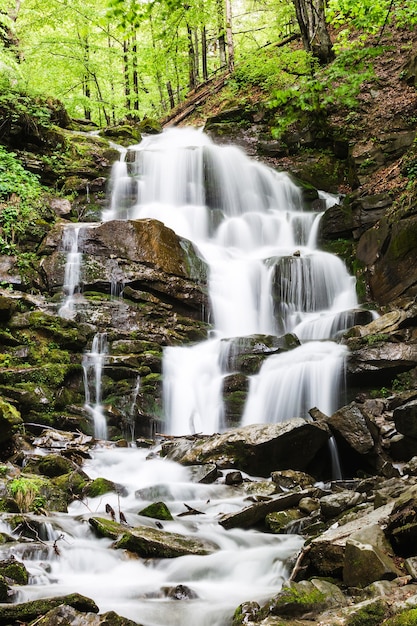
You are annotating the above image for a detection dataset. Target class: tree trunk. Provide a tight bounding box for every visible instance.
[123,40,131,110]
[292,0,334,64]
[187,24,197,90]
[225,0,234,72]
[202,27,208,81]
[216,0,226,67]
[132,35,139,112]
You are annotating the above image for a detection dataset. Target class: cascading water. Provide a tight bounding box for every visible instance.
[7,128,364,626]
[58,224,83,319]
[105,127,356,435]
[82,332,108,440]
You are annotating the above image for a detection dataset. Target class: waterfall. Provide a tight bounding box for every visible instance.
[104,127,357,435]
[82,333,108,439]
[58,224,83,319]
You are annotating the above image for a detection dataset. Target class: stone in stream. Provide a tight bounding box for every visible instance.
[89,517,217,557]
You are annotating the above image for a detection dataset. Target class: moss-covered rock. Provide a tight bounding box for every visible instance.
[138,501,174,521]
[0,398,22,444]
[0,593,98,625]
[89,517,217,557]
[83,477,122,498]
[0,556,29,585]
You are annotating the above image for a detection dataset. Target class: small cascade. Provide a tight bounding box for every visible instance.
[58,224,83,319]
[127,375,141,441]
[82,333,108,439]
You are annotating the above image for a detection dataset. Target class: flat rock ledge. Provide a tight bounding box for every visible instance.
[89,517,217,557]
[161,418,330,477]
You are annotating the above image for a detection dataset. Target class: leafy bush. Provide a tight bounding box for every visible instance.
[0,146,46,254]
[269,46,382,138]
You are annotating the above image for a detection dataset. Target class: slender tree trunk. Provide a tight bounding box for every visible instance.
[123,40,131,111]
[132,35,139,112]
[202,27,208,81]
[187,24,197,90]
[292,0,334,64]
[149,14,167,111]
[216,0,226,67]
[167,81,175,108]
[225,0,234,72]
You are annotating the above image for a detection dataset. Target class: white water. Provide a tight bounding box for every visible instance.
[104,127,356,434]
[82,333,108,439]
[25,128,364,625]
[6,448,304,625]
[58,224,83,319]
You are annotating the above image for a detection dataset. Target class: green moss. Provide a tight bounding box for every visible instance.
[138,501,173,521]
[383,609,417,626]
[345,599,387,626]
[264,584,328,619]
[84,477,117,498]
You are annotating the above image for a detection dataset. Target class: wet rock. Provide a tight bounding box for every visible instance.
[219,488,315,530]
[343,538,402,587]
[319,201,354,240]
[89,517,217,557]
[161,584,198,600]
[0,556,29,585]
[364,215,417,303]
[271,470,316,490]
[393,400,417,439]
[24,453,80,478]
[187,463,218,484]
[40,219,208,314]
[261,579,346,620]
[225,471,243,485]
[320,490,364,519]
[385,486,417,557]
[232,601,260,626]
[303,502,394,578]
[0,593,99,625]
[265,509,303,533]
[83,477,126,498]
[0,399,22,445]
[162,419,330,478]
[36,605,141,625]
[221,333,300,375]
[138,502,173,521]
[347,341,417,381]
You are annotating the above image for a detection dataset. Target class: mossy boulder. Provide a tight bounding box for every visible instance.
[0,556,29,585]
[0,593,98,625]
[89,517,217,557]
[0,399,22,444]
[265,509,304,533]
[83,477,123,498]
[24,453,78,478]
[100,124,142,147]
[260,579,342,620]
[345,598,388,626]
[138,501,174,521]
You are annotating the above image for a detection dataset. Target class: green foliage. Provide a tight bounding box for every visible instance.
[0,147,46,254]
[327,0,417,50]
[269,46,381,138]
[230,47,310,94]
[8,477,46,512]
[345,599,386,626]
[383,608,417,626]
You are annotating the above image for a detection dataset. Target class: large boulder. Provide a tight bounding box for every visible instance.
[358,215,417,304]
[39,219,208,314]
[161,419,330,477]
[0,398,22,445]
[89,517,216,557]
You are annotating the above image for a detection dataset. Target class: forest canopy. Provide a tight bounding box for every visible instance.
[0,0,416,126]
